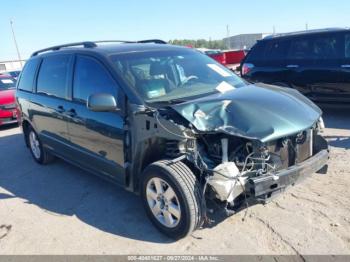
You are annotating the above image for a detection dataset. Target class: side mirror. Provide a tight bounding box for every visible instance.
[87,93,118,112]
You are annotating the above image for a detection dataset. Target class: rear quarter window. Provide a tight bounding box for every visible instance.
[244,41,266,62]
[17,59,40,92]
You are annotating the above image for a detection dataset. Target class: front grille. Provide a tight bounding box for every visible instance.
[0,117,17,123]
[295,129,313,163]
[269,129,313,170]
[0,103,16,110]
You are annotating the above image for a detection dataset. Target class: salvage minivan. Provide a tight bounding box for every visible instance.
[16,40,329,239]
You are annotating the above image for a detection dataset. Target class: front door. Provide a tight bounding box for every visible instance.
[66,55,125,183]
[337,32,350,103]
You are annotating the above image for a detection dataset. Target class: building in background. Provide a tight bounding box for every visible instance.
[0,59,25,73]
[223,33,270,50]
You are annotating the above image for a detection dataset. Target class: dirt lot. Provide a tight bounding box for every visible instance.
[0,107,349,255]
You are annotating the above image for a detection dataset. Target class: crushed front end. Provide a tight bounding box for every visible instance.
[188,123,329,214]
[130,84,329,218]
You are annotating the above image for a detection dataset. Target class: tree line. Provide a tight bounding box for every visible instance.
[168,39,226,50]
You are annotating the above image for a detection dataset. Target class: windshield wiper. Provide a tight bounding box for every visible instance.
[149,98,187,105]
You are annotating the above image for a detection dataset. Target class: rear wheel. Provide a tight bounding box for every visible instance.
[26,127,54,164]
[141,160,203,239]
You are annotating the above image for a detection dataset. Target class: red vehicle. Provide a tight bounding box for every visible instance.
[207,51,226,65]
[224,50,246,66]
[205,49,247,72]
[0,75,18,126]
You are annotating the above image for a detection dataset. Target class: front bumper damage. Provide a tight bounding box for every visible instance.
[249,147,329,203]
[196,132,329,214]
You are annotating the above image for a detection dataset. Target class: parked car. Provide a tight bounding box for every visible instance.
[224,50,247,71]
[198,48,247,72]
[16,40,329,239]
[240,28,350,104]
[198,48,227,65]
[5,70,21,80]
[0,75,17,126]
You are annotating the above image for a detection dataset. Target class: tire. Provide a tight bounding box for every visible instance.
[26,126,55,165]
[141,160,203,239]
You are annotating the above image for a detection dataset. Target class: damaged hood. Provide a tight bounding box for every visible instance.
[171,83,322,142]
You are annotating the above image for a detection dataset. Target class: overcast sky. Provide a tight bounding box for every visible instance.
[0,0,349,61]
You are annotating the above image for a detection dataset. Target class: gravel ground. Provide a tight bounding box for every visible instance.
[0,107,349,255]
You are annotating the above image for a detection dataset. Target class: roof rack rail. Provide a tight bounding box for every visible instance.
[93,40,135,44]
[31,41,97,57]
[31,39,168,57]
[94,39,167,44]
[137,39,167,44]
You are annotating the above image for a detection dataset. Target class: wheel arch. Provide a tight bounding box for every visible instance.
[22,119,32,147]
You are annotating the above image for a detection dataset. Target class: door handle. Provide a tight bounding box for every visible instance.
[66,108,77,117]
[341,64,350,68]
[286,64,299,68]
[56,105,65,113]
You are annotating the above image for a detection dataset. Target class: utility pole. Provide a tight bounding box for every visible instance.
[225,25,230,49]
[305,23,309,30]
[273,25,276,35]
[10,19,23,67]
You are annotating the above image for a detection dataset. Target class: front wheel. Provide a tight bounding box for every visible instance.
[141,160,203,239]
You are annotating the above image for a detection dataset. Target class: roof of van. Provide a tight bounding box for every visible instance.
[263,28,350,40]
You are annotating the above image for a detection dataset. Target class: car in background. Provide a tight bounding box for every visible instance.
[240,28,350,104]
[5,70,21,80]
[198,48,247,72]
[197,48,226,64]
[224,50,247,71]
[0,75,18,126]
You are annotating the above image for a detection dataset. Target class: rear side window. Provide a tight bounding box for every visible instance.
[264,40,289,60]
[73,56,117,103]
[345,34,350,58]
[37,55,71,98]
[17,59,39,92]
[288,38,313,60]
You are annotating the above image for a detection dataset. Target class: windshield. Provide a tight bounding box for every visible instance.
[0,77,16,90]
[110,49,246,103]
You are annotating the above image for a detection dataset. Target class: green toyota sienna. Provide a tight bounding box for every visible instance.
[16,40,329,239]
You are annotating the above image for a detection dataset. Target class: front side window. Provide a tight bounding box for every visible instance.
[37,55,71,98]
[17,59,39,92]
[111,49,246,103]
[73,56,117,103]
[312,35,341,59]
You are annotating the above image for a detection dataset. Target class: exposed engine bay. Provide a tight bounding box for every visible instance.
[127,84,329,217]
[194,128,319,206]
[128,100,328,217]
[183,121,326,215]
